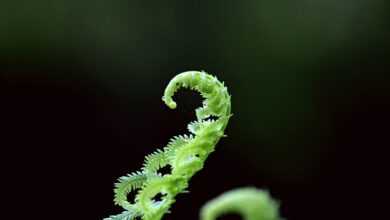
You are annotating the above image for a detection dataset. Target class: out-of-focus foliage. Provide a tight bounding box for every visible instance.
[200,187,282,220]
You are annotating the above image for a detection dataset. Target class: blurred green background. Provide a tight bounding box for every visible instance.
[1,0,389,219]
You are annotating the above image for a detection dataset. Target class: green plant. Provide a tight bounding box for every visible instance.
[105,71,231,220]
[105,71,281,220]
[200,187,281,220]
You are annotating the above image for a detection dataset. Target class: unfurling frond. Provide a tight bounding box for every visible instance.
[105,71,232,220]
[200,187,283,220]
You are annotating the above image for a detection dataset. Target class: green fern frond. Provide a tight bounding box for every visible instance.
[200,187,282,220]
[106,71,232,220]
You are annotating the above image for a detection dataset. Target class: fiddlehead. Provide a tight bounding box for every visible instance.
[105,71,232,220]
[200,187,282,220]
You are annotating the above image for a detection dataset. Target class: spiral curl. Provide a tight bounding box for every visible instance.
[105,71,232,220]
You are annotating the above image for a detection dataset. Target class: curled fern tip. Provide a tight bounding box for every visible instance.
[106,70,232,220]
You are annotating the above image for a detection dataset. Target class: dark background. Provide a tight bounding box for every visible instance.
[1,0,389,219]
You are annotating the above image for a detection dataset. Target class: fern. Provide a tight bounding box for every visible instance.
[200,187,282,220]
[106,71,283,220]
[105,71,232,220]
